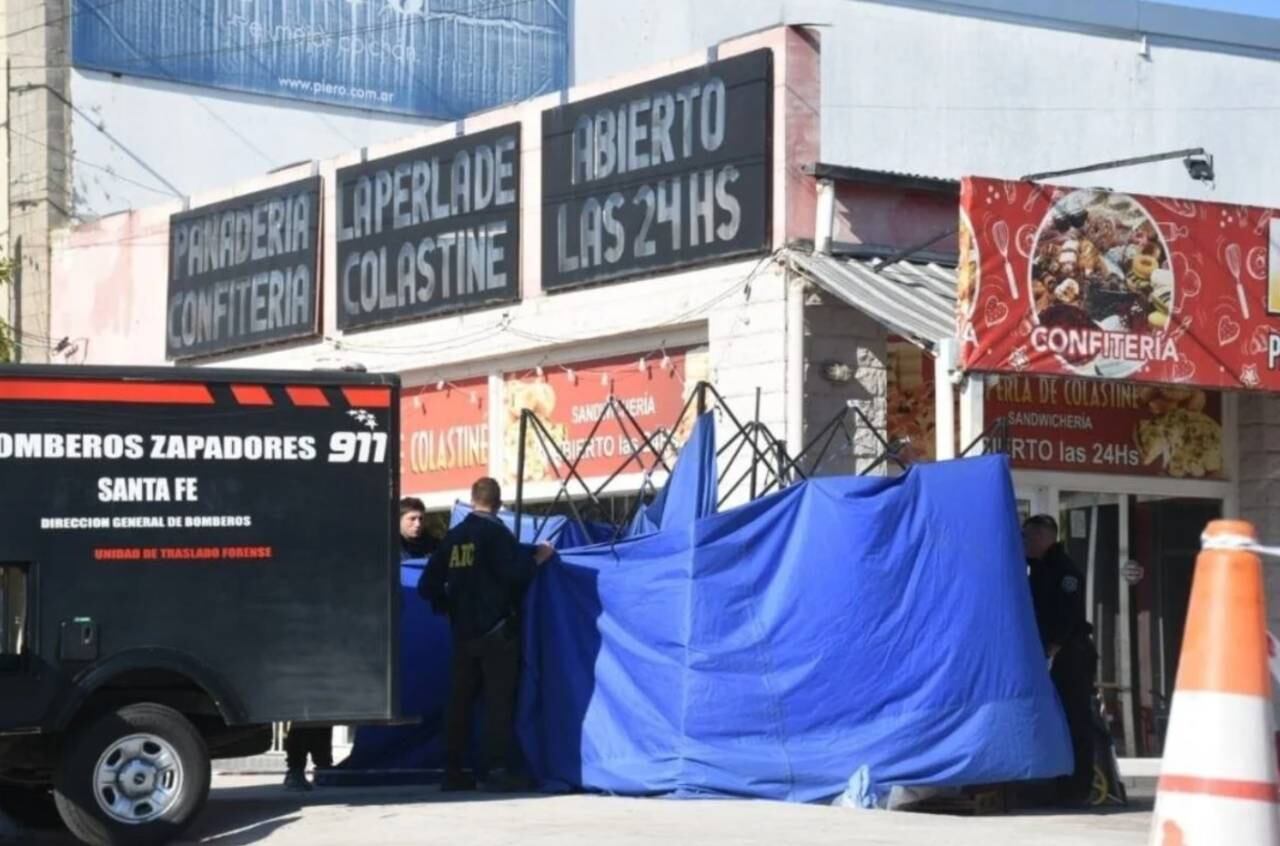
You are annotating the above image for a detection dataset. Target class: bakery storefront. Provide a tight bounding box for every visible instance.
[926,175,1271,759]
[141,39,784,534]
[51,21,1275,762]
[889,337,1228,759]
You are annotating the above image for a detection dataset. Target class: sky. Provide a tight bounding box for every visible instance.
[1159,0,1280,17]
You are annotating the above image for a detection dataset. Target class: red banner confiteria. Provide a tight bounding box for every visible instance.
[958,176,1280,391]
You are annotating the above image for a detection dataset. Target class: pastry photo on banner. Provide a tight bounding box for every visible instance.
[958,176,1280,392]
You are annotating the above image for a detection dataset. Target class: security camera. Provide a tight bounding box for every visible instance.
[1184,153,1214,183]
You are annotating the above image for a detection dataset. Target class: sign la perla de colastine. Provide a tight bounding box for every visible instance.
[541,49,773,291]
[335,124,521,331]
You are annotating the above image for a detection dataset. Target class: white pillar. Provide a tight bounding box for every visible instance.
[785,267,806,461]
[488,370,505,481]
[958,374,985,456]
[814,178,835,254]
[934,338,956,460]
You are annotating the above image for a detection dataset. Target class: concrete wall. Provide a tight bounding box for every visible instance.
[71,71,432,218]
[801,287,889,477]
[1237,394,1280,638]
[575,0,1280,208]
[0,0,9,352]
[7,0,72,363]
[68,0,1280,222]
[830,180,959,253]
[48,201,175,365]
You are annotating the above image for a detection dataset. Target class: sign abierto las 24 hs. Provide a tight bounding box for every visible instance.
[541,49,772,291]
[166,177,322,360]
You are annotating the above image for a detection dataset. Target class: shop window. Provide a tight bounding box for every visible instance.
[0,564,29,669]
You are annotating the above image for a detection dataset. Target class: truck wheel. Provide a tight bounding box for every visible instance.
[53,703,210,846]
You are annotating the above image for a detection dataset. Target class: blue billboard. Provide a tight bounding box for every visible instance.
[72,0,570,120]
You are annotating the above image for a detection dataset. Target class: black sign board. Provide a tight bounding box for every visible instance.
[335,124,522,331]
[541,49,772,291]
[167,176,322,360]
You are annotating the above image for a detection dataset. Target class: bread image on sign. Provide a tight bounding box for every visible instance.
[956,209,982,329]
[1029,189,1174,379]
[667,349,709,455]
[1133,387,1222,479]
[503,379,567,483]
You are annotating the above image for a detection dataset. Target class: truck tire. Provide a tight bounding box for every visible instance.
[53,703,211,846]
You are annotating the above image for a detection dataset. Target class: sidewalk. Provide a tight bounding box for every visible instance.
[196,776,1157,845]
[5,775,1154,845]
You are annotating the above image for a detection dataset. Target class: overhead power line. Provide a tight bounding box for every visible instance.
[3,0,128,41]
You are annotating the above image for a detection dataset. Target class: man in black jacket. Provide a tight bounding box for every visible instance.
[1024,513,1098,806]
[419,477,553,793]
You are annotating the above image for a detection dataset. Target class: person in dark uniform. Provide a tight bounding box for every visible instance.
[1024,514,1098,806]
[419,477,553,793]
[400,496,438,561]
[282,724,332,791]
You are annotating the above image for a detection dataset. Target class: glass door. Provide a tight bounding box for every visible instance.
[1130,496,1220,756]
[1059,492,1130,754]
[1057,491,1221,758]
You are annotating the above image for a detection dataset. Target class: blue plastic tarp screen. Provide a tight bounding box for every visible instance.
[345,414,1071,800]
[517,454,1072,800]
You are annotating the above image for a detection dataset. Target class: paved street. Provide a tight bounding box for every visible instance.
[5,775,1152,845]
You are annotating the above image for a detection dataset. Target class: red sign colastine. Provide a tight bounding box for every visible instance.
[400,378,489,495]
[958,176,1280,392]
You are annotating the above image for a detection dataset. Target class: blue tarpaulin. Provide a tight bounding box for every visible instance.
[341,499,616,770]
[626,408,717,537]
[341,558,453,771]
[347,413,1072,800]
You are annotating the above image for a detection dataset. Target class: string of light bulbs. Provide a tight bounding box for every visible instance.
[408,339,685,410]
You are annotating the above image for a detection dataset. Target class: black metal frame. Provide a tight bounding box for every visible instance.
[783,400,910,480]
[510,381,952,544]
[514,383,708,544]
[959,417,1011,458]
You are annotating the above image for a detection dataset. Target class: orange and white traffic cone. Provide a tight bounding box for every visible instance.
[1150,519,1280,845]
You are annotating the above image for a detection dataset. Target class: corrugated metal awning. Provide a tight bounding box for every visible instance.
[787,250,957,351]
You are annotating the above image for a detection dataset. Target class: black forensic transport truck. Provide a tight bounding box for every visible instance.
[0,365,402,845]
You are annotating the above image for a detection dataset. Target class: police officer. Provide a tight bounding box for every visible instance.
[1024,514,1098,806]
[418,477,553,793]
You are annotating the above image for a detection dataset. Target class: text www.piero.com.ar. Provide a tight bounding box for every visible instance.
[278,77,396,104]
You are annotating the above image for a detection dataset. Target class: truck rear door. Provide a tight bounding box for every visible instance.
[0,367,400,728]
